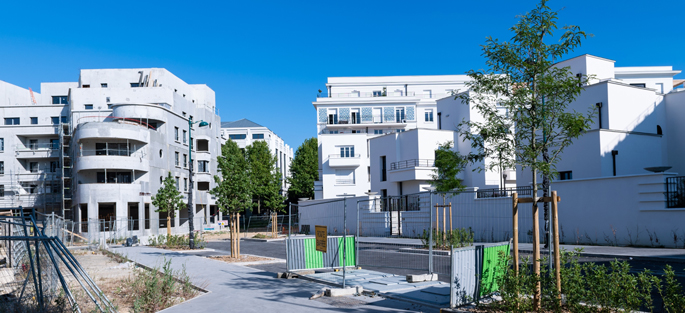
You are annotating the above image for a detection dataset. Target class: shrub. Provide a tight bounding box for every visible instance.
[420,227,474,249]
[147,233,206,249]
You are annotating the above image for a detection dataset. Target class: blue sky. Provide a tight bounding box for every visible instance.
[0,0,682,149]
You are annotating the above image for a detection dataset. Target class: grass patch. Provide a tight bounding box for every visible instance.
[147,234,207,250]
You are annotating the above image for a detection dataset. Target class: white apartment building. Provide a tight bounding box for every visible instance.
[0,68,222,236]
[314,76,508,199]
[220,119,293,194]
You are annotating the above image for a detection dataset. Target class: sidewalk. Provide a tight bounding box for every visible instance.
[519,243,685,263]
[110,246,438,313]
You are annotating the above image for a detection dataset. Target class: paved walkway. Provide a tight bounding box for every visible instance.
[111,246,438,313]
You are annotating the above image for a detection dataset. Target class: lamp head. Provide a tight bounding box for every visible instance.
[199,121,209,127]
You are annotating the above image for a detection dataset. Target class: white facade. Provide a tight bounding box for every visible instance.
[516,54,684,186]
[0,69,223,236]
[220,119,293,194]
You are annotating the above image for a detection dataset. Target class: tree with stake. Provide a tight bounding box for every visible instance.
[152,173,186,237]
[211,139,252,258]
[457,0,594,308]
[286,138,318,203]
[246,140,286,236]
[430,141,467,246]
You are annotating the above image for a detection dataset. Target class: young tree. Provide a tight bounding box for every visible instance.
[430,141,468,196]
[287,138,318,203]
[457,0,595,306]
[211,139,252,258]
[152,173,186,237]
[247,141,286,237]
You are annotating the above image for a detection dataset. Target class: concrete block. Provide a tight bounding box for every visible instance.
[406,273,438,283]
[325,286,363,297]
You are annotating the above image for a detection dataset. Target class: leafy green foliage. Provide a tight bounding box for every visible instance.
[152,173,186,235]
[490,248,685,313]
[430,141,467,193]
[246,140,286,213]
[287,137,318,203]
[147,234,207,249]
[211,139,252,215]
[458,0,595,191]
[420,227,474,249]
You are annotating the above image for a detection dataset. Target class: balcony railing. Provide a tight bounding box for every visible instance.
[317,91,453,99]
[476,186,533,199]
[324,115,411,125]
[390,159,434,170]
[335,179,354,185]
[329,154,361,159]
[80,149,145,157]
[15,143,60,151]
[666,176,685,208]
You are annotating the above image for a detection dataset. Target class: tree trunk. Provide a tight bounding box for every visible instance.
[532,129,541,310]
[231,213,236,258]
[542,149,550,248]
[167,211,171,237]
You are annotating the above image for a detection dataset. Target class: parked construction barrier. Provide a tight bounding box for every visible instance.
[450,241,510,307]
[287,236,355,271]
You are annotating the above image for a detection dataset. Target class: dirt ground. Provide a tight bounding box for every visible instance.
[203,230,286,241]
[70,249,136,312]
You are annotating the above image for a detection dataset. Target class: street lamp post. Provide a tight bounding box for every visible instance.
[188,116,209,249]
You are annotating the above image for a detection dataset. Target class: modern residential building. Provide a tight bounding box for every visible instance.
[0,68,222,236]
[313,75,510,199]
[220,118,293,194]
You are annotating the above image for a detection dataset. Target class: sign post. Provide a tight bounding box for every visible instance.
[315,225,327,253]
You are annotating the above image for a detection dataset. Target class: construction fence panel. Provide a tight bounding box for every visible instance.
[449,242,511,308]
[287,236,355,271]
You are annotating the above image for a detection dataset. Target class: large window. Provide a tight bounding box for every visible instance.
[4,118,20,125]
[175,177,180,190]
[198,160,209,172]
[197,139,209,151]
[95,143,130,156]
[31,117,38,125]
[328,110,338,125]
[0,161,4,175]
[252,134,264,139]
[183,130,187,144]
[0,138,3,151]
[52,96,68,104]
[380,156,387,181]
[175,152,180,166]
[395,107,405,123]
[425,109,434,122]
[174,127,179,141]
[197,182,210,191]
[184,178,188,191]
[229,134,246,140]
[0,185,3,197]
[339,146,355,158]
[183,154,188,168]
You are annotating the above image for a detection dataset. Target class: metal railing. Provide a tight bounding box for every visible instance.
[15,143,60,151]
[328,154,361,159]
[316,91,452,99]
[666,176,685,208]
[323,115,412,125]
[335,179,355,185]
[79,148,145,157]
[76,115,157,130]
[390,159,434,170]
[476,186,533,199]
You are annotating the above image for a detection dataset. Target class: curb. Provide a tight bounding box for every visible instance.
[241,237,286,242]
[518,249,685,264]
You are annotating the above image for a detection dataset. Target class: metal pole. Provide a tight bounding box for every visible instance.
[356,199,360,267]
[450,244,455,309]
[286,203,291,272]
[342,196,347,289]
[429,191,433,274]
[188,117,195,249]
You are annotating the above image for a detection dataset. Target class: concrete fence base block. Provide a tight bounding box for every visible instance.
[406,273,438,283]
[325,286,363,297]
[276,272,299,279]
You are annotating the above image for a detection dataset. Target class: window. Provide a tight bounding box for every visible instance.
[4,118,20,125]
[396,129,405,133]
[339,146,355,158]
[131,83,141,87]
[106,97,111,102]
[184,178,188,192]
[183,154,187,167]
[0,138,3,151]
[101,83,108,88]
[95,171,131,184]
[29,162,38,173]
[374,129,383,135]
[198,161,209,173]
[82,84,90,88]
[21,183,37,194]
[175,177,180,190]
[50,139,59,149]
[198,182,210,191]
[395,107,405,122]
[252,134,264,139]
[61,116,67,123]
[328,109,338,125]
[183,130,187,144]
[630,83,646,88]
[328,130,338,134]
[368,166,370,182]
[85,104,93,110]
[380,156,387,181]
[175,152,180,166]
[0,185,3,197]
[559,171,572,181]
[107,104,112,109]
[52,96,68,104]
[335,169,355,185]
[0,161,4,175]
[50,161,58,173]
[174,127,179,141]
[31,117,38,125]
[351,109,360,124]
[51,117,59,125]
[29,139,38,150]
[197,139,209,151]
[425,109,434,122]
[229,134,246,140]
[373,91,382,97]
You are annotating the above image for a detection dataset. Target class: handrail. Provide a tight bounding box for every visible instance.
[329,154,361,159]
[76,115,157,130]
[390,159,434,170]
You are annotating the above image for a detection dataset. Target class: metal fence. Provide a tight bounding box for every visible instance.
[0,207,116,312]
[666,176,685,208]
